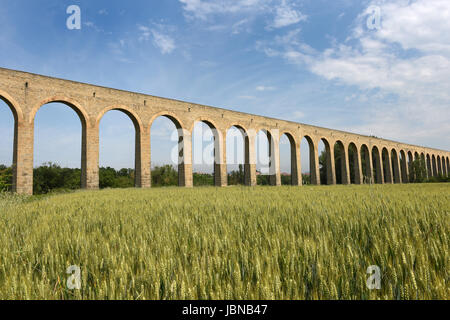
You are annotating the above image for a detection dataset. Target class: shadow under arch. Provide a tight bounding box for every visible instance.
[399,150,408,183]
[0,92,23,193]
[372,146,383,184]
[426,154,432,178]
[437,155,442,175]
[360,144,371,183]
[280,131,300,185]
[381,147,392,183]
[431,154,437,177]
[348,142,360,184]
[301,135,318,185]
[391,149,401,183]
[333,140,347,184]
[97,105,146,188]
[318,137,333,185]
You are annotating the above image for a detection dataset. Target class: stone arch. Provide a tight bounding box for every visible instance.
[150,112,191,187]
[96,105,144,132]
[420,153,427,179]
[319,137,333,185]
[407,151,414,182]
[426,154,432,178]
[97,105,146,188]
[226,124,252,186]
[440,155,447,176]
[255,128,279,186]
[359,144,371,183]
[191,117,225,187]
[431,155,437,177]
[391,149,401,183]
[372,146,383,184]
[279,131,299,185]
[399,150,407,182]
[149,111,185,131]
[31,96,89,127]
[399,150,408,183]
[437,155,442,175]
[0,91,24,193]
[381,147,392,183]
[32,97,92,192]
[447,157,450,176]
[347,142,360,184]
[0,89,24,123]
[333,140,348,184]
[301,135,318,185]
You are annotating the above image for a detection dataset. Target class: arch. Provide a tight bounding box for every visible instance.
[98,108,144,188]
[426,154,432,178]
[97,105,144,132]
[301,135,317,185]
[420,153,427,179]
[333,140,347,184]
[407,151,414,182]
[360,144,371,183]
[440,155,447,177]
[31,96,89,126]
[431,155,437,178]
[150,112,191,187]
[0,93,23,190]
[191,118,224,187]
[347,142,360,184]
[381,147,392,183]
[149,111,184,131]
[255,129,278,186]
[437,155,442,175]
[33,101,85,193]
[447,157,450,177]
[399,150,408,183]
[226,125,251,186]
[372,146,383,184]
[391,149,401,183]
[279,131,299,185]
[319,138,333,185]
[0,89,24,123]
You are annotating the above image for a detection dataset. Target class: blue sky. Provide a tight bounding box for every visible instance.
[0,0,449,173]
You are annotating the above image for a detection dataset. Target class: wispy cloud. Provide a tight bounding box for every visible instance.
[138,24,176,54]
[256,85,276,91]
[270,0,307,29]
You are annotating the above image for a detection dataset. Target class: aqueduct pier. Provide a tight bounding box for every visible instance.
[1,67,449,195]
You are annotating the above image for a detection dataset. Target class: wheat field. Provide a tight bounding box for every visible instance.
[0,184,448,300]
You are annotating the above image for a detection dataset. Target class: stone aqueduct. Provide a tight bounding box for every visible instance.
[1,67,449,195]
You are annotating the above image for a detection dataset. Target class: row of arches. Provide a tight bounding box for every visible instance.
[1,95,449,194]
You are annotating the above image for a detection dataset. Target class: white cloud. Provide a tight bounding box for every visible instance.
[179,0,268,20]
[151,30,176,54]
[271,0,307,28]
[260,0,450,148]
[256,85,276,91]
[138,25,176,54]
